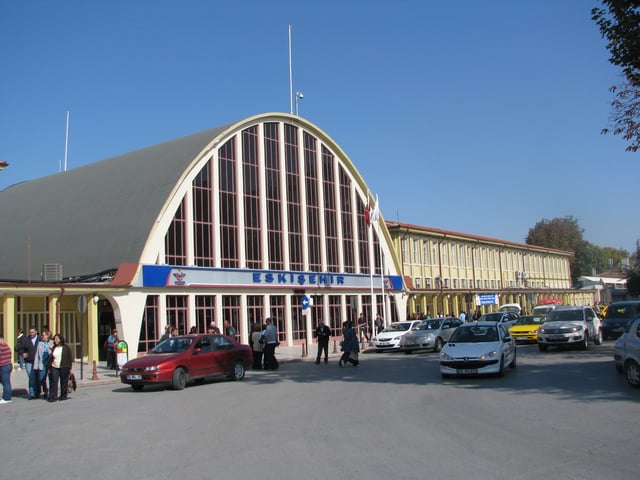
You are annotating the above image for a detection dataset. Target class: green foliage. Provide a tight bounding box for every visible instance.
[592,0,640,152]
[526,216,631,285]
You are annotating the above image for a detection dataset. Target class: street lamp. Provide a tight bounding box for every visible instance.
[295,91,304,115]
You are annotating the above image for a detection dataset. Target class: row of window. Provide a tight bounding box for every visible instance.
[165,122,381,275]
[414,277,567,290]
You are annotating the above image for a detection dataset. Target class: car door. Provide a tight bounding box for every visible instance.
[210,335,235,374]
[499,325,515,364]
[441,319,459,342]
[190,336,216,378]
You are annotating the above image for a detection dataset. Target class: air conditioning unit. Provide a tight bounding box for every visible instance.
[42,264,63,282]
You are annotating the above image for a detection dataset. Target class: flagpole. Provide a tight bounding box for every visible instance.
[288,25,293,114]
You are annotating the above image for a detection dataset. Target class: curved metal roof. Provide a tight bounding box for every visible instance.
[0,122,233,282]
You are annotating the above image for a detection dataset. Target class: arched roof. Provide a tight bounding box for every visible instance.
[0,122,234,281]
[0,113,390,283]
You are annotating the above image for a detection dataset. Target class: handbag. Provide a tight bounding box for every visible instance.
[349,350,359,361]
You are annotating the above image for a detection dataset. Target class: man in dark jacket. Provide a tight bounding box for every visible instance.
[16,327,40,399]
[314,321,331,365]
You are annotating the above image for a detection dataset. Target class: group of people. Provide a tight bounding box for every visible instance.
[248,318,279,370]
[313,319,361,368]
[0,326,75,405]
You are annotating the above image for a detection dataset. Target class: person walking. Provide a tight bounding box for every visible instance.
[33,331,52,399]
[224,320,236,337]
[16,326,40,399]
[374,313,384,335]
[262,318,279,370]
[357,313,370,343]
[339,321,360,367]
[0,335,13,404]
[15,329,25,370]
[249,323,264,369]
[47,334,73,402]
[314,320,331,364]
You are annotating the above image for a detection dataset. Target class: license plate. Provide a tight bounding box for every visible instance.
[457,369,477,375]
[127,375,142,381]
[550,335,565,340]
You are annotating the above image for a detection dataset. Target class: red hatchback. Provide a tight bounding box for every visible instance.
[120,334,252,391]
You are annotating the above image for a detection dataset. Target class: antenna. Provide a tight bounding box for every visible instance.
[288,24,293,114]
[64,110,70,171]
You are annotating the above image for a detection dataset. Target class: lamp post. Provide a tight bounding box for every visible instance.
[295,91,304,115]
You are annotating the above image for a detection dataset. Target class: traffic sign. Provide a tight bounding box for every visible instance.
[301,295,310,310]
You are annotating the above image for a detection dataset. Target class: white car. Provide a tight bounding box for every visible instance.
[614,317,640,387]
[537,306,602,351]
[373,320,422,351]
[440,322,516,377]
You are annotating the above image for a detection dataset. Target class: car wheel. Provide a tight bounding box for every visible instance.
[229,361,246,381]
[172,367,187,390]
[434,338,443,353]
[579,334,589,350]
[509,349,517,369]
[538,344,548,352]
[625,360,640,387]
[131,385,144,392]
[497,355,505,377]
[595,329,603,345]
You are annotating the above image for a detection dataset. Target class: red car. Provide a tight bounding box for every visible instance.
[120,334,252,391]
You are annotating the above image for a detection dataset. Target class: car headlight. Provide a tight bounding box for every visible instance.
[440,351,453,361]
[144,365,160,372]
[571,326,583,332]
[479,350,498,360]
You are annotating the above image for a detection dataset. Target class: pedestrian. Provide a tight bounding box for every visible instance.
[47,333,73,402]
[159,324,171,342]
[249,323,264,369]
[224,320,236,337]
[106,329,118,370]
[472,309,482,321]
[15,329,25,370]
[170,327,179,337]
[15,326,40,399]
[374,313,384,335]
[262,318,279,370]
[0,335,13,404]
[459,311,467,322]
[207,325,221,334]
[189,326,198,334]
[314,320,331,364]
[357,313,370,342]
[339,321,360,367]
[33,331,52,399]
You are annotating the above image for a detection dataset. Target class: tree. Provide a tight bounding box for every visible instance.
[592,0,640,152]
[526,216,589,285]
[626,240,640,296]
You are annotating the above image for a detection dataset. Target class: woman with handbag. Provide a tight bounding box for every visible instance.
[47,334,73,402]
[338,321,360,368]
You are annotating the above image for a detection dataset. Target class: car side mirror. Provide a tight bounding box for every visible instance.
[503,337,511,343]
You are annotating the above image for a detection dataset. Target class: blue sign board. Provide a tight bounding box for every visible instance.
[301,295,310,310]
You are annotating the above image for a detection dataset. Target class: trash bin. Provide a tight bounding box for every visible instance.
[116,340,128,371]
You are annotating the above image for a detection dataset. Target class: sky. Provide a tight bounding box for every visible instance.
[1,0,638,253]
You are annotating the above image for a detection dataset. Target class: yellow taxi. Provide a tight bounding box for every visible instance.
[509,315,546,343]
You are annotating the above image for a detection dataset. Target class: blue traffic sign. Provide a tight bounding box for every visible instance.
[301,295,310,310]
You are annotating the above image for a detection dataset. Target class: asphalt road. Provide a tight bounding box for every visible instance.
[1,342,637,480]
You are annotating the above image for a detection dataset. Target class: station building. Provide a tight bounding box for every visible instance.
[0,112,594,365]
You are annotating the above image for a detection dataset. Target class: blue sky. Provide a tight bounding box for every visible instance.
[1,0,638,253]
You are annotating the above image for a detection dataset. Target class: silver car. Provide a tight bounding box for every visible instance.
[400,317,463,353]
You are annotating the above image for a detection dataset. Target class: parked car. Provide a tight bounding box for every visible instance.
[537,306,602,351]
[399,317,463,353]
[120,334,252,391]
[498,303,522,315]
[602,301,640,340]
[477,311,519,329]
[531,301,562,317]
[372,320,422,351]
[613,317,640,387]
[508,315,546,343]
[440,322,516,377]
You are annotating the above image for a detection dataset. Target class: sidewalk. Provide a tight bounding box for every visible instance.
[8,342,354,396]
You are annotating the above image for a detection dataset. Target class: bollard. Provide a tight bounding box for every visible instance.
[333,339,338,353]
[91,360,99,381]
[301,343,307,358]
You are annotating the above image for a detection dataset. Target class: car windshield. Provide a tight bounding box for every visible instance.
[415,319,442,331]
[514,316,544,325]
[150,337,194,354]
[449,325,499,343]
[478,313,503,322]
[381,322,412,333]
[547,310,584,322]
[606,305,639,319]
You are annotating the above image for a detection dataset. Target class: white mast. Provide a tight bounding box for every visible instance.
[64,110,70,171]
[288,24,294,114]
